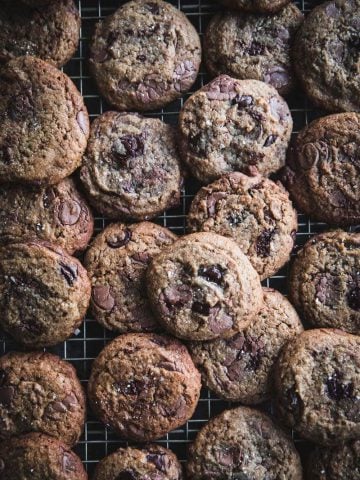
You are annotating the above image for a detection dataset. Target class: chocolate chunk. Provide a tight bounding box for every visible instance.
[231,94,253,107]
[326,372,354,401]
[147,452,167,471]
[256,229,275,257]
[62,453,75,473]
[315,274,341,306]
[158,361,177,371]
[0,386,14,406]
[92,285,115,311]
[192,301,210,316]
[198,265,225,285]
[113,379,146,396]
[162,285,192,311]
[131,252,151,264]
[59,263,78,286]
[208,309,233,334]
[146,2,160,14]
[206,76,237,101]
[112,134,145,161]
[206,192,227,216]
[106,229,132,248]
[173,60,196,92]
[215,446,243,466]
[264,134,277,147]
[246,41,265,56]
[77,111,89,136]
[62,392,78,410]
[115,470,137,480]
[136,77,168,103]
[137,54,147,61]
[58,199,81,226]
[264,67,289,90]
[269,95,288,122]
[347,287,360,311]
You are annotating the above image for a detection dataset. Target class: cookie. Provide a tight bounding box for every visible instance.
[204,5,303,95]
[289,231,360,335]
[0,351,85,447]
[88,333,201,441]
[293,0,360,112]
[0,433,87,480]
[222,0,291,13]
[93,445,183,480]
[187,172,297,280]
[189,288,303,404]
[282,113,360,226]
[178,75,292,183]
[89,0,201,111]
[0,0,80,67]
[0,178,94,255]
[0,241,91,348]
[80,111,182,220]
[146,232,263,341]
[187,406,302,479]
[275,328,360,445]
[306,441,360,480]
[0,56,89,186]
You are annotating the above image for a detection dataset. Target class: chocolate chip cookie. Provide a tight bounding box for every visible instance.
[189,288,303,404]
[84,222,177,333]
[0,0,80,67]
[187,172,297,280]
[187,406,302,479]
[0,433,87,480]
[93,445,183,480]
[0,56,89,185]
[0,351,85,447]
[293,0,360,112]
[89,0,201,111]
[80,111,182,220]
[178,75,292,183]
[204,5,303,95]
[0,241,91,348]
[146,232,263,341]
[222,0,291,13]
[282,113,360,226]
[275,328,360,446]
[88,333,201,441]
[0,178,94,255]
[289,231,360,335]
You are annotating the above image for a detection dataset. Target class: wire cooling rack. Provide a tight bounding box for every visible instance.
[1,0,358,475]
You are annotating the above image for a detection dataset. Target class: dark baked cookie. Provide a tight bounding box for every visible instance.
[178,75,292,183]
[146,232,263,341]
[293,0,360,112]
[275,328,360,445]
[0,56,89,185]
[289,231,360,335]
[0,351,85,447]
[306,440,360,480]
[0,178,94,255]
[0,241,91,348]
[93,445,183,480]
[80,111,182,220]
[0,0,80,67]
[89,0,201,111]
[282,113,360,226]
[222,0,291,13]
[0,433,87,480]
[189,288,303,404]
[88,333,201,441]
[187,406,302,479]
[204,5,303,95]
[84,222,177,333]
[187,172,297,280]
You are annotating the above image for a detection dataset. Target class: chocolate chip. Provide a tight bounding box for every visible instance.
[347,287,360,311]
[208,309,233,334]
[246,41,265,56]
[231,94,253,107]
[206,192,227,216]
[92,285,115,311]
[112,134,144,161]
[264,135,277,147]
[215,446,243,466]
[198,265,225,285]
[326,372,354,401]
[131,252,151,264]
[113,379,146,396]
[161,285,192,312]
[59,262,78,286]
[147,453,167,471]
[0,386,14,406]
[58,199,81,226]
[192,301,210,316]
[0,369,7,387]
[264,67,289,90]
[269,96,288,122]
[62,392,78,411]
[106,229,132,248]
[137,54,147,61]
[115,470,137,480]
[206,76,237,101]
[173,60,196,92]
[158,361,177,371]
[146,2,160,14]
[77,111,88,136]
[256,229,275,257]
[136,76,168,103]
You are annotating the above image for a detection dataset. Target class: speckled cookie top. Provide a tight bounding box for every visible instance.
[0,352,85,447]
[0,56,89,185]
[88,333,201,442]
[222,0,291,13]
[179,75,292,183]
[187,172,297,280]
[293,0,360,112]
[282,112,360,226]
[80,111,182,220]
[187,406,302,479]
[89,0,201,111]
[275,328,360,445]
[84,222,177,333]
[204,5,303,95]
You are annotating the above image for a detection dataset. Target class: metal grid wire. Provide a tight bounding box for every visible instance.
[1,0,358,475]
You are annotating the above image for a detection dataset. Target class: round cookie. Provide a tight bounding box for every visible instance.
[0,0,80,67]
[222,0,291,13]
[293,0,360,112]
[93,445,183,480]
[178,75,292,183]
[289,231,360,334]
[0,433,87,480]
[282,113,360,226]
[88,333,201,441]
[80,111,182,220]
[146,232,263,341]
[0,352,85,447]
[204,5,303,95]
[84,222,177,333]
[275,328,360,446]
[187,172,297,280]
[89,0,201,111]
[0,56,89,186]
[0,241,91,348]
[189,288,303,404]
[0,178,94,255]
[187,406,302,479]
